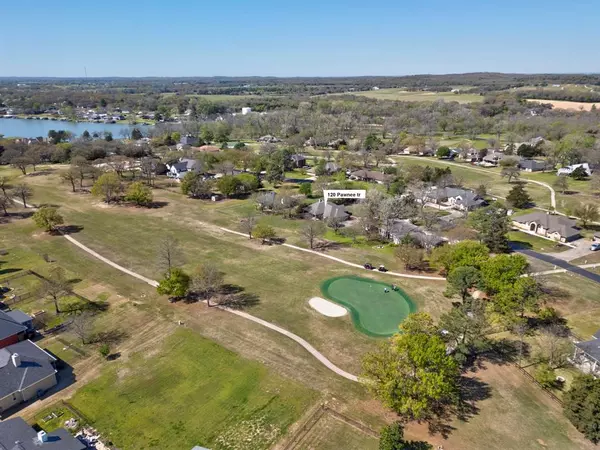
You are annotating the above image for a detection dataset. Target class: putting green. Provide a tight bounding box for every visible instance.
[321,276,416,337]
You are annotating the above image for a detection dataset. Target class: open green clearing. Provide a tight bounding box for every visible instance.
[321,276,416,337]
[348,89,484,104]
[507,231,569,253]
[70,328,317,450]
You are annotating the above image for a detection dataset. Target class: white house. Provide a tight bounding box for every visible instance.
[241,107,252,115]
[557,163,592,177]
[166,158,204,180]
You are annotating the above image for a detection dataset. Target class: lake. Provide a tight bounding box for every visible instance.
[0,118,151,139]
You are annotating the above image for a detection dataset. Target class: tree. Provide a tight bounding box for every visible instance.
[0,195,13,215]
[492,277,540,323]
[253,223,276,244]
[0,176,11,196]
[564,375,600,443]
[38,267,72,314]
[217,175,243,198]
[553,176,569,194]
[32,206,64,232]
[13,183,33,208]
[500,166,520,183]
[70,311,94,344]
[300,221,324,249]
[298,182,312,197]
[475,184,487,197]
[362,313,460,422]
[327,216,344,234]
[156,235,184,276]
[181,172,213,199]
[91,173,122,203]
[240,213,257,239]
[439,299,490,366]
[469,203,510,253]
[60,169,78,192]
[590,173,600,196]
[131,128,143,140]
[480,254,529,295]
[99,343,111,359]
[506,184,532,209]
[192,263,224,306]
[436,146,450,159]
[395,242,425,271]
[570,166,589,180]
[157,268,190,300]
[534,325,571,369]
[572,203,599,227]
[445,266,480,301]
[379,422,432,450]
[534,362,556,389]
[11,156,32,175]
[104,132,113,142]
[429,240,489,274]
[124,181,153,206]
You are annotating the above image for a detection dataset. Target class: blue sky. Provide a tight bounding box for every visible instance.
[1,0,598,77]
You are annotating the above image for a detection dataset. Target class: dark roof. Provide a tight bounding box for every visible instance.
[387,220,445,247]
[0,417,86,450]
[5,310,32,325]
[575,338,600,362]
[0,340,56,399]
[291,154,306,162]
[513,212,580,238]
[519,159,546,171]
[308,201,349,220]
[350,170,391,182]
[0,310,27,340]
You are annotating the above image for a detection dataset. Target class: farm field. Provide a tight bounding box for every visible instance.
[348,89,484,103]
[526,99,600,111]
[70,328,318,450]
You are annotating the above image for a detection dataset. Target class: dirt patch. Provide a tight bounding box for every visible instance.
[527,99,600,111]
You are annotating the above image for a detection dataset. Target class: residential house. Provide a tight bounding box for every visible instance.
[0,417,85,449]
[572,329,600,377]
[0,310,28,349]
[481,149,506,166]
[290,154,307,168]
[0,340,58,414]
[519,159,547,172]
[402,146,434,156]
[350,170,393,184]
[324,162,342,174]
[557,163,592,177]
[166,158,204,180]
[384,220,445,249]
[457,148,480,162]
[512,212,581,242]
[327,138,346,149]
[180,135,199,147]
[5,310,34,332]
[257,135,281,143]
[196,145,221,153]
[307,200,349,222]
[425,187,486,211]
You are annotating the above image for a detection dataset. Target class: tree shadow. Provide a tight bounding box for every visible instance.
[148,201,169,209]
[91,329,128,345]
[472,338,525,367]
[106,352,121,361]
[0,268,22,275]
[85,299,110,312]
[219,284,245,295]
[455,376,492,422]
[58,225,84,235]
[217,292,260,310]
[26,169,56,177]
[314,241,344,251]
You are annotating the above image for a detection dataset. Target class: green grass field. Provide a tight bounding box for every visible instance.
[507,231,569,253]
[70,328,317,450]
[349,89,484,104]
[291,413,379,450]
[321,276,416,337]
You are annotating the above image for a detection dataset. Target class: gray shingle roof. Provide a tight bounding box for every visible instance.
[513,212,580,239]
[387,220,445,247]
[5,310,32,325]
[0,310,27,341]
[0,340,56,399]
[0,417,86,450]
[575,338,600,363]
[308,201,349,220]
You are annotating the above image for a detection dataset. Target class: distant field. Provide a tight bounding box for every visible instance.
[526,99,600,111]
[350,89,483,103]
[160,93,262,101]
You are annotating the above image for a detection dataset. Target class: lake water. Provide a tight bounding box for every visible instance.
[0,118,151,139]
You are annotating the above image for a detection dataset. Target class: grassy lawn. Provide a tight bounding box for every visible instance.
[291,413,379,450]
[70,328,318,450]
[348,89,484,104]
[507,230,569,253]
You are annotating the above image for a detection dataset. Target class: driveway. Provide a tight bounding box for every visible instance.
[515,249,600,284]
[545,239,597,262]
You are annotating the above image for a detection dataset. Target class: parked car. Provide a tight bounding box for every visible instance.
[590,243,600,251]
[364,263,374,270]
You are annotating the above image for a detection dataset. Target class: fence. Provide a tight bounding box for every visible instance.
[513,363,564,406]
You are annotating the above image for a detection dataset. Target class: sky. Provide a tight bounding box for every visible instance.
[1,0,599,77]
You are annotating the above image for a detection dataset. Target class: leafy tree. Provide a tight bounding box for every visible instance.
[475,184,487,197]
[13,183,33,208]
[500,166,520,183]
[131,128,143,140]
[104,132,113,142]
[379,422,432,450]
[480,254,529,295]
[217,175,243,197]
[492,276,540,322]
[157,268,190,299]
[553,176,569,194]
[534,362,556,389]
[364,133,383,151]
[237,173,260,193]
[60,168,78,192]
[445,266,480,301]
[314,159,327,176]
[436,146,451,158]
[469,203,510,253]
[439,299,490,365]
[516,144,539,158]
[124,181,153,206]
[91,173,122,203]
[32,206,64,232]
[298,182,312,196]
[429,240,489,274]
[181,172,213,199]
[38,267,72,314]
[362,313,460,422]
[253,223,276,244]
[570,166,589,180]
[99,343,111,359]
[300,221,324,249]
[564,375,600,443]
[506,184,532,209]
[192,263,224,306]
[572,203,599,227]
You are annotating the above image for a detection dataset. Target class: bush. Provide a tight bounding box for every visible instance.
[124,181,153,206]
[99,343,110,359]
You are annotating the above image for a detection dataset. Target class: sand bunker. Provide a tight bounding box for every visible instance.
[309,297,348,317]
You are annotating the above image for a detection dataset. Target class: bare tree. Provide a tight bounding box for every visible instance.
[13,183,33,208]
[240,213,257,239]
[0,176,11,196]
[534,325,571,369]
[0,194,13,215]
[38,267,72,314]
[60,169,78,192]
[70,311,94,344]
[301,221,325,249]
[157,235,184,276]
[192,263,224,306]
[140,157,156,186]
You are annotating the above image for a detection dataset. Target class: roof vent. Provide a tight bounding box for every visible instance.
[38,430,48,443]
[12,353,21,367]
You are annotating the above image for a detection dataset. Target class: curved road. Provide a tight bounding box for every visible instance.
[516,248,600,284]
